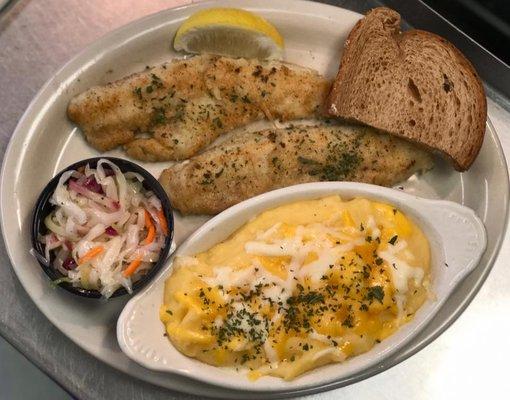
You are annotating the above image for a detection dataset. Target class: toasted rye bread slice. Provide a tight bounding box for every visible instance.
[326,7,486,171]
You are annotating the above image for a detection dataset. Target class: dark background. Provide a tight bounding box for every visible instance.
[422,0,510,65]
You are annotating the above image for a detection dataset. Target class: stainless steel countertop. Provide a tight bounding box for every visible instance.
[1,1,509,399]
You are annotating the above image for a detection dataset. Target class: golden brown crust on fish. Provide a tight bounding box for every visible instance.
[67,55,331,161]
[159,123,433,215]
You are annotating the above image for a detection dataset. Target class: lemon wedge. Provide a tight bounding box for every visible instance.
[174,8,284,59]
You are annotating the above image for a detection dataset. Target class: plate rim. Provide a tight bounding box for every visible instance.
[1,0,509,397]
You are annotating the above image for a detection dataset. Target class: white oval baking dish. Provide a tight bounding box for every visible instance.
[117,181,486,392]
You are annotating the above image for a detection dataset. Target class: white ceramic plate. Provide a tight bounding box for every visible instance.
[118,182,487,392]
[0,0,508,397]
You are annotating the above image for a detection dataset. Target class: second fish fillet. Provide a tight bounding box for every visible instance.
[159,123,433,215]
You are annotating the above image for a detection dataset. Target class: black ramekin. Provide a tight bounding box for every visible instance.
[31,157,174,299]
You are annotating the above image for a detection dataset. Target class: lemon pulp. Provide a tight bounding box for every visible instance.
[174,8,284,59]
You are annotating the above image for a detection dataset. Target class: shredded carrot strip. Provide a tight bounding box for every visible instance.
[123,257,143,277]
[78,246,104,265]
[157,209,169,235]
[142,210,156,245]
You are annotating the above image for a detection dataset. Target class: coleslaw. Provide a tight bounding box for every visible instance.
[38,159,169,298]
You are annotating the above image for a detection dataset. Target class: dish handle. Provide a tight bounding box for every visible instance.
[418,199,487,290]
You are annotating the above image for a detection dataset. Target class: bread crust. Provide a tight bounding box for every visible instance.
[326,7,486,171]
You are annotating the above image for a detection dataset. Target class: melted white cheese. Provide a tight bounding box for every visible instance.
[311,347,346,362]
[366,216,381,239]
[263,341,278,364]
[257,222,282,241]
[308,330,344,346]
[378,241,424,296]
[200,220,424,336]
[244,240,304,257]
[245,223,365,285]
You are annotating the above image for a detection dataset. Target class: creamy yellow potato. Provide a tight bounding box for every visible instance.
[160,196,430,380]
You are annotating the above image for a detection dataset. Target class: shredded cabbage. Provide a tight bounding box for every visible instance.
[39,159,168,298]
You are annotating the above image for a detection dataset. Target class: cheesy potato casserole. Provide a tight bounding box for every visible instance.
[160,196,430,380]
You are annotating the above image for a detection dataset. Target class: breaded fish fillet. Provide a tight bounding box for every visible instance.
[67,55,331,161]
[159,124,432,215]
